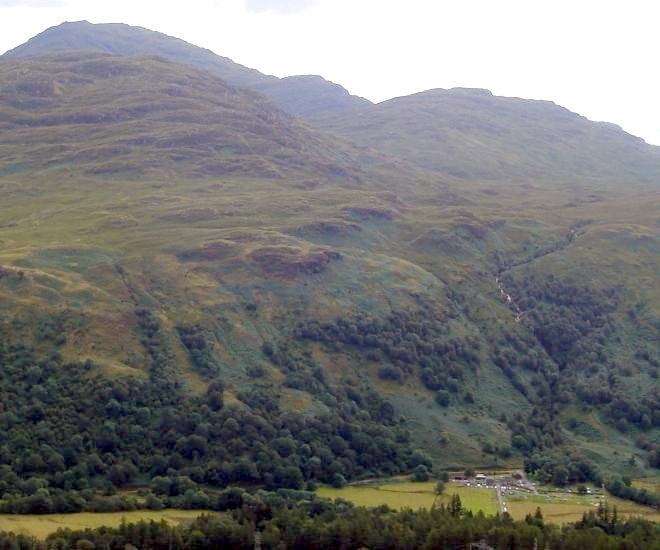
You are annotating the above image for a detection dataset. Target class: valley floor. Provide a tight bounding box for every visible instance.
[317,475,660,525]
[0,509,215,540]
[0,477,657,539]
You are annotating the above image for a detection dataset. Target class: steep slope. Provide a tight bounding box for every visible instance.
[2,20,371,117]
[0,52,368,180]
[314,87,660,183]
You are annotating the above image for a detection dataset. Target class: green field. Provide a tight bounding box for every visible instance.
[317,480,498,515]
[0,509,213,540]
[632,478,660,494]
[318,480,660,526]
[505,491,660,525]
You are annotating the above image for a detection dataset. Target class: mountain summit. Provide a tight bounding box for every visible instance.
[2,20,371,117]
[313,87,660,183]
[8,21,659,185]
[0,51,368,179]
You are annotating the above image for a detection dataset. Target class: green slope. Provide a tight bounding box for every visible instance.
[313,87,660,184]
[0,52,372,180]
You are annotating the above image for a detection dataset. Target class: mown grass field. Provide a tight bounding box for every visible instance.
[0,509,214,540]
[632,478,660,493]
[317,480,498,515]
[505,491,660,525]
[318,479,660,525]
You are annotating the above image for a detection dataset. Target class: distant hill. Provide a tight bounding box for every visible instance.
[2,20,371,117]
[314,87,660,183]
[0,51,370,179]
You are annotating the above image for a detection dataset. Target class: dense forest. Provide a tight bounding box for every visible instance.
[0,311,428,513]
[295,305,481,395]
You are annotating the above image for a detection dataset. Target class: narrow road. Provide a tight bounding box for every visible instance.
[495,485,506,515]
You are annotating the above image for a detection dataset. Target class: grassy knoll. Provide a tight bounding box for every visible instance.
[0,509,214,540]
[317,480,499,515]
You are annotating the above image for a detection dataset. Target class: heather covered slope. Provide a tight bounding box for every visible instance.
[314,87,660,183]
[2,20,371,117]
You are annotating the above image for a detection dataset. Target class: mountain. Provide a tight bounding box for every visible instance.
[0,25,658,518]
[0,51,379,181]
[313,87,660,183]
[2,20,371,117]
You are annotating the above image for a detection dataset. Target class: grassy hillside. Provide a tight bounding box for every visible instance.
[313,87,660,183]
[0,45,657,514]
[2,20,371,117]
[0,52,376,180]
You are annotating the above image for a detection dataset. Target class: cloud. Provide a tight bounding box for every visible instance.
[244,0,319,15]
[0,0,66,6]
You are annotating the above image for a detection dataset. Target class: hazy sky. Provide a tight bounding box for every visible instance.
[1,0,659,145]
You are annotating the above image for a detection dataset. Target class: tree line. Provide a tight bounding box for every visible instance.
[1,491,657,549]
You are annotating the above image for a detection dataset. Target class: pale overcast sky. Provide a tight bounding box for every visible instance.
[1,0,659,145]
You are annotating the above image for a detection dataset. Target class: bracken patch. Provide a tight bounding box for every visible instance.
[249,246,342,277]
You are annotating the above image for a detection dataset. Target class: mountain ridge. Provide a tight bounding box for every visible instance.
[3,20,372,118]
[312,87,660,183]
[0,51,373,180]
